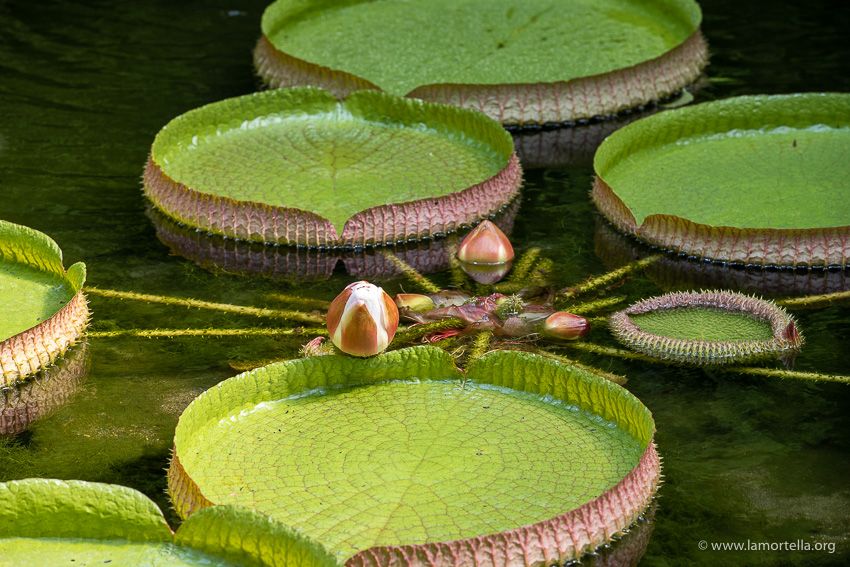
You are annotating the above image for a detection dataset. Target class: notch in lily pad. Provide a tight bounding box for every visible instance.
[0,478,339,566]
[0,220,89,386]
[609,290,803,366]
[255,0,708,126]
[144,88,521,249]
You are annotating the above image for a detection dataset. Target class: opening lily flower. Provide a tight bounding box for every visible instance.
[542,311,590,340]
[456,220,515,265]
[327,281,399,357]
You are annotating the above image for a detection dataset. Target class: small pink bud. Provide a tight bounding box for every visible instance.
[543,311,590,340]
[457,220,515,265]
[327,281,399,357]
[395,293,436,313]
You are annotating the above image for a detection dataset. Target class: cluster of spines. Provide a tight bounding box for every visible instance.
[609,290,803,366]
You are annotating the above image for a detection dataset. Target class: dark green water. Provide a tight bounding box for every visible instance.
[1,1,848,565]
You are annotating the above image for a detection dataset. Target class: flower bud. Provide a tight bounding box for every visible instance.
[542,311,590,340]
[327,281,399,357]
[457,220,514,265]
[395,293,436,313]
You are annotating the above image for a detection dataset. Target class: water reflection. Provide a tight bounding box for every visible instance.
[567,504,656,567]
[594,219,849,297]
[1,342,90,437]
[511,111,657,170]
[147,199,520,282]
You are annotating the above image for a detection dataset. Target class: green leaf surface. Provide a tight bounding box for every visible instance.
[0,220,85,343]
[631,308,775,341]
[262,0,700,94]
[0,480,339,567]
[175,347,651,559]
[595,93,850,229]
[0,479,172,542]
[152,88,512,233]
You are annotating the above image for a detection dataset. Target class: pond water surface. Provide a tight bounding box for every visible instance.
[1,1,848,565]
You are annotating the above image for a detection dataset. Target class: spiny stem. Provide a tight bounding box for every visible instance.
[777,290,850,309]
[557,255,662,303]
[564,341,657,363]
[723,366,850,384]
[393,318,465,344]
[264,293,329,310]
[467,330,493,362]
[86,287,322,324]
[380,251,441,294]
[87,327,327,339]
[447,238,467,289]
[508,247,541,283]
[567,296,627,315]
[537,350,626,385]
[570,342,850,385]
[229,358,288,372]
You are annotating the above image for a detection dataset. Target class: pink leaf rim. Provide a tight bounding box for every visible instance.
[592,177,850,267]
[1,341,90,436]
[254,29,708,127]
[608,290,804,366]
[146,198,520,281]
[144,151,522,249]
[0,291,89,387]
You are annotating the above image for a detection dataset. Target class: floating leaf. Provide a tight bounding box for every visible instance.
[170,346,659,564]
[256,0,707,125]
[0,479,339,566]
[0,220,88,386]
[593,93,850,267]
[609,290,803,365]
[145,88,520,248]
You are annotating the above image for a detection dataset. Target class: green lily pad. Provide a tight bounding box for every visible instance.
[0,221,88,386]
[593,93,850,267]
[170,346,659,564]
[609,290,803,365]
[255,0,707,126]
[144,88,520,248]
[0,479,339,567]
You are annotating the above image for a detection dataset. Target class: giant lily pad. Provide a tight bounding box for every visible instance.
[0,478,339,566]
[169,346,659,565]
[255,0,708,126]
[593,93,850,267]
[609,290,803,365]
[0,221,88,386]
[144,88,521,248]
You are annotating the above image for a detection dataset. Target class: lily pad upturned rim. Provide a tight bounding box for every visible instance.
[169,346,660,566]
[592,93,850,267]
[0,221,88,387]
[144,87,522,249]
[254,0,708,126]
[0,478,339,567]
[609,290,803,366]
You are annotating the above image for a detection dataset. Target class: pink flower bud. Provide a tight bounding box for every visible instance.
[327,281,399,357]
[542,311,590,340]
[395,293,436,313]
[457,220,515,265]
